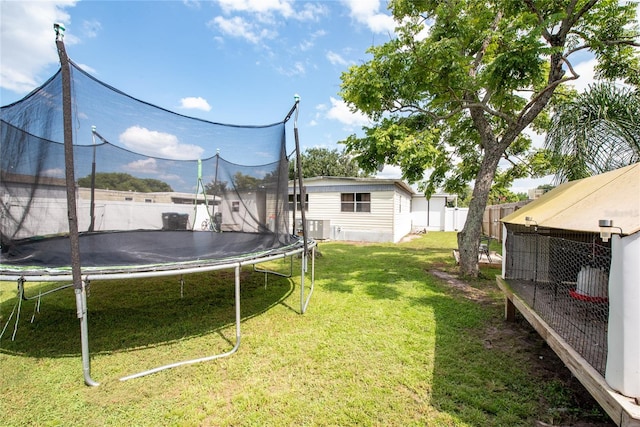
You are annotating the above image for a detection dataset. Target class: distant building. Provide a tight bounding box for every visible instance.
[288,176,466,243]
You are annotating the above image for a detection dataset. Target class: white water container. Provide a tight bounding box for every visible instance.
[605,232,640,399]
[576,266,608,299]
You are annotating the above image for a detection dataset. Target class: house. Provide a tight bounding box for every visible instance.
[288,176,413,243]
[498,163,640,425]
[288,176,467,243]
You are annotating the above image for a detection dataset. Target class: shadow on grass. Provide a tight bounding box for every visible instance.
[316,238,557,426]
[320,242,455,298]
[0,266,294,358]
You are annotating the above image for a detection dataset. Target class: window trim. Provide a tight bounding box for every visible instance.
[288,193,309,211]
[341,192,371,213]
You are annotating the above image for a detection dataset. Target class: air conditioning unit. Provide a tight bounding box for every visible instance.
[306,219,331,240]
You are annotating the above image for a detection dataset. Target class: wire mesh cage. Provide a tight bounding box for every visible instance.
[504,225,611,375]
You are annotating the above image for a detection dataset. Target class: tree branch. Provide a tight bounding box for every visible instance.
[566,0,599,35]
[462,102,517,126]
[470,11,503,77]
[523,0,552,41]
[518,75,577,125]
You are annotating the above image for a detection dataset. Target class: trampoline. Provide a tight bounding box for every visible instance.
[1,27,315,385]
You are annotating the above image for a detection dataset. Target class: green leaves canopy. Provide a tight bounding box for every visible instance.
[77,172,173,192]
[544,82,640,182]
[339,0,639,276]
[290,147,371,179]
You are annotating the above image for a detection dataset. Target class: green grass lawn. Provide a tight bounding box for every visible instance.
[0,232,610,426]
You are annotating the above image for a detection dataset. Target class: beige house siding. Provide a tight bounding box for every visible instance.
[289,177,415,243]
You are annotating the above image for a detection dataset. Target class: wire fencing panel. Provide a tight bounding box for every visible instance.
[505,227,611,375]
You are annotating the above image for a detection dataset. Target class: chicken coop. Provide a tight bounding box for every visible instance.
[497,163,640,426]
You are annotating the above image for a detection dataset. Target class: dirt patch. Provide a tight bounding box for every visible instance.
[429,269,492,303]
[400,233,424,243]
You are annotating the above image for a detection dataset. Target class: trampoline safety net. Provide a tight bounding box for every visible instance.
[1,61,296,273]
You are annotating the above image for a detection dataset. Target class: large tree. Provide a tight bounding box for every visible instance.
[290,147,372,179]
[340,0,639,277]
[545,81,640,183]
[77,172,173,192]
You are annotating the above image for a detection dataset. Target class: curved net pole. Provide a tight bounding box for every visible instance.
[55,23,99,387]
[291,96,314,314]
[88,126,97,232]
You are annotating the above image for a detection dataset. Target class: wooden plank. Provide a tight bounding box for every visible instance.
[505,296,516,321]
[496,276,640,427]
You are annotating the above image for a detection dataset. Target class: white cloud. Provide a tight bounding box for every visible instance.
[217,0,295,18]
[42,168,65,178]
[325,97,370,127]
[0,1,77,94]
[180,96,212,111]
[568,58,597,93]
[294,3,329,21]
[216,0,327,21]
[81,19,101,38]
[119,126,205,160]
[341,0,396,34]
[375,164,402,180]
[209,16,276,44]
[292,62,305,74]
[299,29,326,51]
[182,0,201,10]
[125,157,159,174]
[275,61,306,76]
[326,51,349,66]
[210,1,327,45]
[76,63,97,75]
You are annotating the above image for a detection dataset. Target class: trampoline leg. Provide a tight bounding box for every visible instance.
[119,264,242,381]
[76,282,99,387]
[233,265,241,344]
[300,246,315,314]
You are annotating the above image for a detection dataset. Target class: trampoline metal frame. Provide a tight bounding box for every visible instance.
[1,28,317,386]
[1,241,315,385]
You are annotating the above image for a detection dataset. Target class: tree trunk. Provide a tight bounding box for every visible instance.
[458,149,502,277]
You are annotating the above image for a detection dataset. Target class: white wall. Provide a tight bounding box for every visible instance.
[411,195,467,232]
[393,192,413,242]
[606,232,640,399]
[444,207,469,232]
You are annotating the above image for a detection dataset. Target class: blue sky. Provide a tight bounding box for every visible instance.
[0,1,383,152]
[1,0,635,193]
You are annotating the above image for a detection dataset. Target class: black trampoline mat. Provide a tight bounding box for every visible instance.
[1,230,298,273]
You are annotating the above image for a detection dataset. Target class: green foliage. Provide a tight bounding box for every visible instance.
[339,0,639,275]
[290,147,371,179]
[232,172,262,191]
[204,180,228,195]
[545,82,640,183]
[77,172,173,192]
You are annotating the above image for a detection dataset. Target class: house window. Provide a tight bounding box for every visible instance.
[124,197,133,201]
[231,201,240,212]
[288,194,308,211]
[341,192,370,212]
[145,198,153,203]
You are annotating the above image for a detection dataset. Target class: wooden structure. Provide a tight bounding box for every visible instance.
[497,277,640,426]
